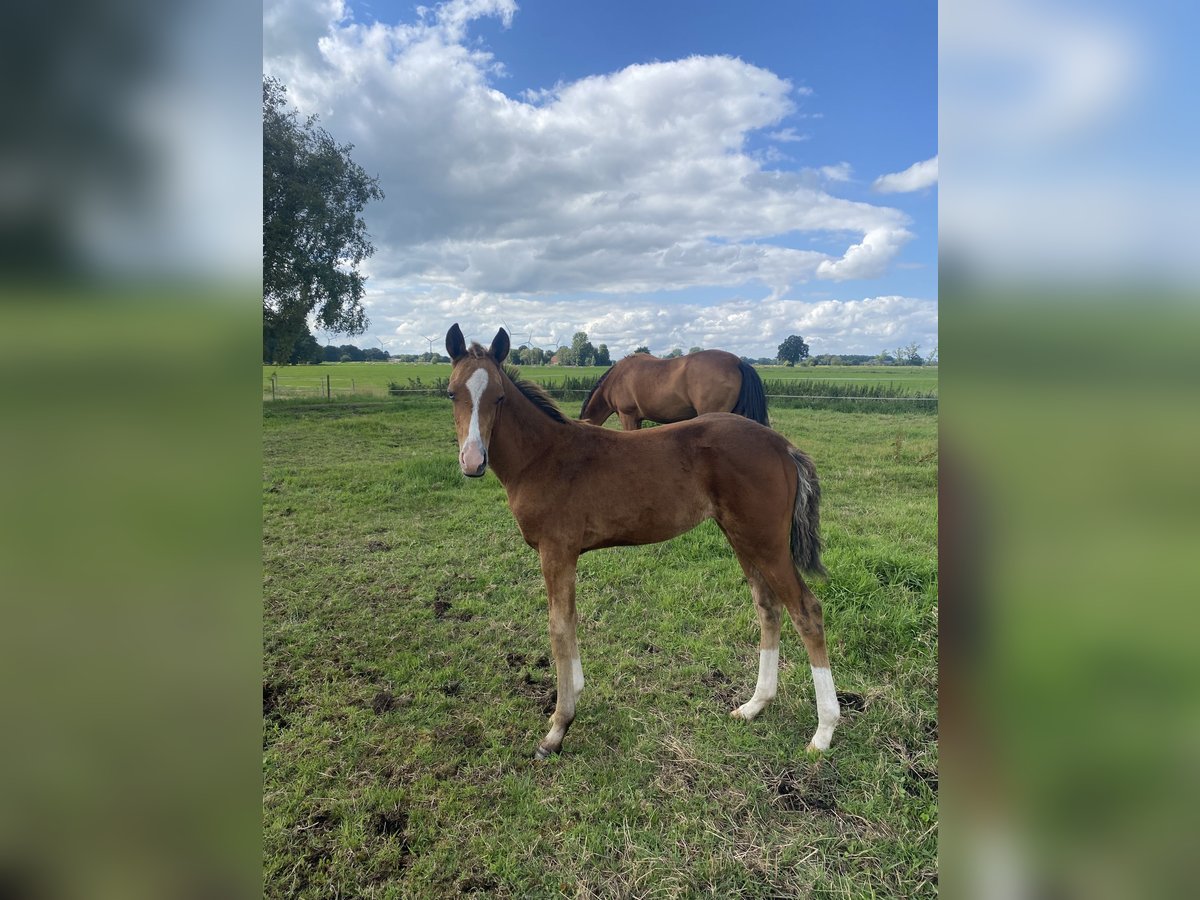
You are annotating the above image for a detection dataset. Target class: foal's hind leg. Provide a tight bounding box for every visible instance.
[770,567,841,751]
[730,571,782,722]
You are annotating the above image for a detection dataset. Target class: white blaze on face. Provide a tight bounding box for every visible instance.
[460,367,490,474]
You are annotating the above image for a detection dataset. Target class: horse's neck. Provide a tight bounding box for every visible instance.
[488,378,566,486]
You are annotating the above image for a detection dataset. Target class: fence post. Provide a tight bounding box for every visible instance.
[352,379,355,395]
[326,374,331,400]
[271,375,276,401]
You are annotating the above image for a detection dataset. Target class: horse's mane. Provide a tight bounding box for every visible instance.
[579,366,613,417]
[503,364,569,424]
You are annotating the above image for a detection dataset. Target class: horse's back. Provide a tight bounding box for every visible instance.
[563,414,796,549]
[599,412,793,472]
[610,351,743,422]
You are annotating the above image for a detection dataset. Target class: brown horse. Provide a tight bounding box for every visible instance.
[579,349,768,429]
[446,325,840,759]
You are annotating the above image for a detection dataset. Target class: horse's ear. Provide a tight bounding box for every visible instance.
[489,328,510,364]
[446,323,467,362]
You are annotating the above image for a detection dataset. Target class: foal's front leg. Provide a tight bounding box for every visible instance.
[535,546,584,760]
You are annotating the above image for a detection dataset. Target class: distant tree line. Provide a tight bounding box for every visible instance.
[263,325,936,368]
[776,334,936,367]
[262,325,397,365]
[506,332,613,367]
[323,344,391,362]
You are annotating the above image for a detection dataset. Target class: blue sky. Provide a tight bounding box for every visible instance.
[265,0,938,357]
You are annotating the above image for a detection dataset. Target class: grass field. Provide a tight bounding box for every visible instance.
[263,361,939,400]
[263,390,937,897]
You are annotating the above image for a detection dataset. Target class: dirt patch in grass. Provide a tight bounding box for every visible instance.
[301,809,337,833]
[263,681,290,728]
[365,539,390,552]
[371,689,411,714]
[457,873,499,893]
[905,764,938,796]
[435,716,484,751]
[505,651,525,668]
[371,805,413,868]
[769,761,839,814]
[517,670,557,715]
[431,595,475,621]
[838,690,866,713]
[700,668,740,708]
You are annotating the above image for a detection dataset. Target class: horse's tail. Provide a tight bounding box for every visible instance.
[579,367,612,418]
[732,360,769,426]
[788,448,827,578]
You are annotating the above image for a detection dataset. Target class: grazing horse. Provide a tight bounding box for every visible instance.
[579,349,768,429]
[445,325,840,759]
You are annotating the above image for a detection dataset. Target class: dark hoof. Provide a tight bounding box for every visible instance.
[534,744,556,761]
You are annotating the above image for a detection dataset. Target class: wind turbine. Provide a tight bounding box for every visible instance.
[420,334,437,362]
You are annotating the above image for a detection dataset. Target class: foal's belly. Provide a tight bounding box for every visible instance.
[581,500,712,551]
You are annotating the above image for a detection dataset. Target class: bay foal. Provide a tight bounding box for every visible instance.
[445,325,840,759]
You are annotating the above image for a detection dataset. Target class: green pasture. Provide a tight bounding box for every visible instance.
[263,393,938,897]
[263,361,939,400]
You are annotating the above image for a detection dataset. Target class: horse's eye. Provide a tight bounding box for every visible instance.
[446,391,455,400]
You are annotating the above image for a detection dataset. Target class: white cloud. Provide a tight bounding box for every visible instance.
[819,162,853,182]
[264,0,916,299]
[815,228,915,281]
[767,127,810,143]
[352,288,937,359]
[872,156,938,193]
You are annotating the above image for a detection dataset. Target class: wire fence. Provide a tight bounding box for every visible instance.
[264,375,937,413]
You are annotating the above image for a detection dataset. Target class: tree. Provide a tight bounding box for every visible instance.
[595,344,611,366]
[264,322,323,364]
[894,342,922,366]
[666,348,683,358]
[291,330,322,364]
[633,346,650,355]
[777,334,810,366]
[688,346,703,355]
[263,76,385,364]
[570,331,597,367]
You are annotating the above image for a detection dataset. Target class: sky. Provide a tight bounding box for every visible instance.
[264,0,937,358]
[940,0,1200,287]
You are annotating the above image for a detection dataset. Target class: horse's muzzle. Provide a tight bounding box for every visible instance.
[460,441,487,477]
